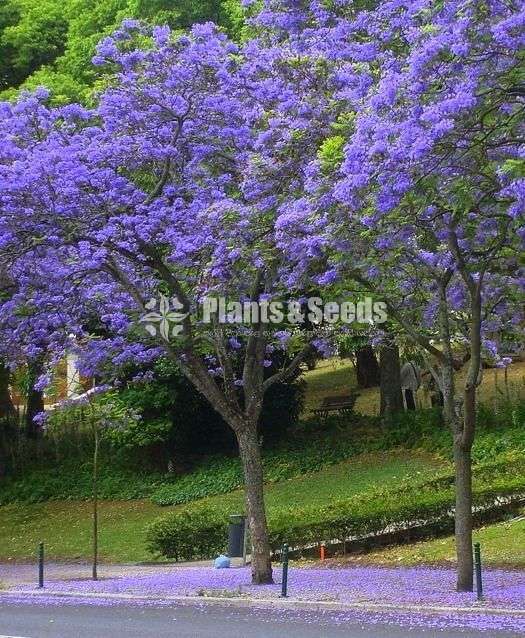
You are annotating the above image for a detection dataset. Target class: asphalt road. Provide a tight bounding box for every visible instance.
[0,602,523,638]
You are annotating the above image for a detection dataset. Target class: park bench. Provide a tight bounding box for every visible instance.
[313,393,359,418]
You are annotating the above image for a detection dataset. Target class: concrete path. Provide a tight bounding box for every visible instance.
[0,561,213,587]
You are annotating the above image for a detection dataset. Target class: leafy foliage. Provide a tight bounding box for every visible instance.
[317,135,345,172]
[3,397,523,507]
[0,0,68,91]
[146,502,227,561]
[106,359,305,455]
[0,0,244,102]
[0,460,166,504]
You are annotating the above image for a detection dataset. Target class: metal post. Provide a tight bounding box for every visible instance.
[474,542,483,600]
[281,543,289,598]
[38,542,44,588]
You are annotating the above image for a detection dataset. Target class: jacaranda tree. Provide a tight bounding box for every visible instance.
[1,0,523,592]
[251,0,524,590]
[0,21,334,583]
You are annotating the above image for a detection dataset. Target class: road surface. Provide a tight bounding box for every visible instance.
[0,602,522,638]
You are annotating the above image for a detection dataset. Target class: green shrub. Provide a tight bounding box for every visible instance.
[146,502,227,561]
[382,407,449,451]
[381,397,525,462]
[472,428,525,463]
[477,392,525,430]
[0,460,169,505]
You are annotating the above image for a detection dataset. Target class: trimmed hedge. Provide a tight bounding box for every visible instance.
[146,502,227,561]
[145,454,525,561]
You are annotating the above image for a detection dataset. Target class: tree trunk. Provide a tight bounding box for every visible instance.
[0,362,15,477]
[454,435,473,591]
[25,360,44,439]
[379,342,403,418]
[437,279,475,591]
[0,362,15,420]
[453,284,481,592]
[355,345,380,388]
[236,422,273,584]
[171,348,274,585]
[438,342,474,591]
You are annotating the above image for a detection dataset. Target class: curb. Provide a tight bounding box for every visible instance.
[2,589,525,617]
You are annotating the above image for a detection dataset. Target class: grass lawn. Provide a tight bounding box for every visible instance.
[0,500,164,563]
[332,510,525,569]
[206,449,443,511]
[0,450,443,563]
[301,357,381,415]
[302,358,525,416]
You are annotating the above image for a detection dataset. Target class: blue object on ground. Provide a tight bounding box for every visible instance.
[214,554,231,569]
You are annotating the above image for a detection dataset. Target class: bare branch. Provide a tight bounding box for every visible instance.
[263,343,313,391]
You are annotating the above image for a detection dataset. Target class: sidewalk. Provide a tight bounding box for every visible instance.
[0,560,211,587]
[2,563,524,634]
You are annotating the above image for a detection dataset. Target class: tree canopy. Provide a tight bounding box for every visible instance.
[0,0,523,589]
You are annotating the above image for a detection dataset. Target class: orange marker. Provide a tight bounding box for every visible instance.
[320,543,326,561]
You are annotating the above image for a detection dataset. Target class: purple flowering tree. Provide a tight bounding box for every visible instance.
[334,1,523,592]
[257,0,524,590]
[0,21,326,584]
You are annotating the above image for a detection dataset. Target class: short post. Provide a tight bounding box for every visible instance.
[281,543,289,597]
[320,543,326,561]
[474,542,483,600]
[38,542,44,588]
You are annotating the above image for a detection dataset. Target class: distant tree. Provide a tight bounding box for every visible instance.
[355,345,380,389]
[0,0,68,91]
[379,339,403,419]
[1,0,244,102]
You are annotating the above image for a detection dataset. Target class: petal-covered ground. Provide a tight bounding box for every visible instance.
[7,565,524,608]
[2,564,524,633]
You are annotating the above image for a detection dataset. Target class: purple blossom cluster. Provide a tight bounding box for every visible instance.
[0,1,522,383]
